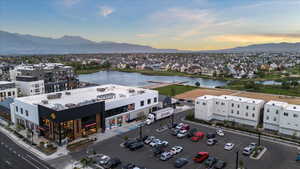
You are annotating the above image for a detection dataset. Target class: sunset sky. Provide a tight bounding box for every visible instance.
[1,0,300,50]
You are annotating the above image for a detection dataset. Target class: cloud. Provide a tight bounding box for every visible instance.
[212,33,300,43]
[98,6,114,17]
[136,33,158,38]
[62,0,81,7]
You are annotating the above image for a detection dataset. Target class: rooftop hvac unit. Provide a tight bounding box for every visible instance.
[97,88,106,92]
[47,93,62,99]
[65,103,76,108]
[137,90,145,94]
[41,100,48,104]
[128,89,135,93]
[97,93,116,100]
[119,94,126,98]
[65,91,71,95]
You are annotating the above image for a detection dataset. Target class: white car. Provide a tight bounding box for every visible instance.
[170,146,183,155]
[149,139,161,147]
[177,130,188,138]
[216,129,224,136]
[224,143,235,150]
[176,123,184,129]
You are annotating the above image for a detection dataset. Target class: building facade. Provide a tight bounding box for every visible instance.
[263,101,300,137]
[195,95,265,127]
[10,63,79,93]
[15,76,45,96]
[0,81,18,102]
[10,84,159,144]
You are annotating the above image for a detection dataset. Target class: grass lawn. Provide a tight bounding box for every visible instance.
[154,84,199,96]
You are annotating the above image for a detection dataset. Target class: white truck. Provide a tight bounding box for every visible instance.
[146,107,174,125]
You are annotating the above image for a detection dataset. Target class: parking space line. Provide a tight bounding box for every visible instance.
[22,156,40,169]
[26,154,50,169]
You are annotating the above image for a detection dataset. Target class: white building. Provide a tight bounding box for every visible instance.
[195,95,265,127]
[15,76,45,96]
[0,81,18,102]
[10,84,159,143]
[263,101,300,137]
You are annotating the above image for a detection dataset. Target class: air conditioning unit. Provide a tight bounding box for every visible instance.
[65,91,71,95]
[41,100,48,104]
[97,88,106,92]
[128,89,135,93]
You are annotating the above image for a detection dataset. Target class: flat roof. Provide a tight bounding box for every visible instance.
[0,81,14,85]
[15,84,158,111]
[197,95,264,104]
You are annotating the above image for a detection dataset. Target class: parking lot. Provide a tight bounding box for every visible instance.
[69,111,300,169]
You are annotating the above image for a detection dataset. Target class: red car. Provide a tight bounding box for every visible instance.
[180,124,190,131]
[193,152,209,163]
[191,132,205,142]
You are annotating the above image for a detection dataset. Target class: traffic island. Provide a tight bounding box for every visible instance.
[250,146,267,160]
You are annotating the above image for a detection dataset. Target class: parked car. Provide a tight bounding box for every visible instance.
[180,124,190,131]
[122,163,146,169]
[214,160,226,169]
[206,133,216,139]
[124,139,141,148]
[249,142,257,149]
[174,158,188,168]
[191,132,205,142]
[144,136,155,144]
[170,146,183,155]
[170,128,180,136]
[160,152,173,161]
[177,130,188,138]
[243,146,254,156]
[216,129,224,136]
[205,157,217,167]
[176,123,185,130]
[224,143,235,151]
[129,142,144,151]
[187,128,197,138]
[149,139,161,147]
[193,152,209,163]
[142,135,148,141]
[98,155,111,166]
[207,138,218,146]
[153,146,165,156]
[157,140,168,147]
[104,157,121,169]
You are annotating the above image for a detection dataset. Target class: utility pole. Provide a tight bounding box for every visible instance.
[235,150,239,169]
[258,132,261,146]
[139,124,143,139]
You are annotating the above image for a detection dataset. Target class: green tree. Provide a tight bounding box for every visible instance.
[171,87,176,97]
[291,80,299,88]
[195,81,201,87]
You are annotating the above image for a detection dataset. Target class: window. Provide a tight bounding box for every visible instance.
[15,106,18,112]
[246,106,249,110]
[25,110,29,116]
[202,102,206,106]
[237,105,240,108]
[283,112,288,117]
[237,111,239,115]
[231,110,234,114]
[147,99,151,104]
[246,112,248,117]
[232,103,234,107]
[276,110,279,114]
[253,107,255,111]
[216,102,219,105]
[273,117,277,121]
[154,97,157,103]
[8,92,11,96]
[21,108,23,114]
[221,102,225,105]
[140,101,144,106]
[266,116,269,120]
[252,113,255,118]
[266,109,269,112]
[293,114,298,118]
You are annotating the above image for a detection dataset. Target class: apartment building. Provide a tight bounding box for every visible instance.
[15,76,45,96]
[10,63,79,93]
[0,81,18,102]
[263,101,300,137]
[195,95,265,127]
[10,84,159,144]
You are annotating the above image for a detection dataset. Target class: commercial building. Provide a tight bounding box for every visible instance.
[195,95,265,127]
[15,76,45,96]
[0,81,18,102]
[10,84,159,144]
[263,101,300,137]
[10,63,79,93]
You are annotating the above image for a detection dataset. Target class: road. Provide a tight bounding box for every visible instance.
[0,132,54,169]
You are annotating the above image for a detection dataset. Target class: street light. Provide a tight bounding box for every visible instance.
[235,149,239,169]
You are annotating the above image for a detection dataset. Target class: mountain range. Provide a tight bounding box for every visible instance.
[0,30,300,55]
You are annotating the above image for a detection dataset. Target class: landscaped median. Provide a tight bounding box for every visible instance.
[67,138,96,152]
[154,84,199,96]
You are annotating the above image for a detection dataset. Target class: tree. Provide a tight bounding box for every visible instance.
[213,71,217,77]
[195,81,201,87]
[291,80,299,88]
[171,87,176,97]
[281,81,290,89]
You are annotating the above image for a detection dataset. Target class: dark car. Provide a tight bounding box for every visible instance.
[124,139,141,148]
[207,138,218,146]
[142,135,148,141]
[129,142,144,151]
[187,128,197,138]
[214,160,226,169]
[104,158,121,169]
[153,146,165,156]
[174,158,188,168]
[122,163,135,169]
[206,133,216,139]
[205,157,217,167]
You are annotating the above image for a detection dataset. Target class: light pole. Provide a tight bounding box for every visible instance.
[139,124,143,139]
[235,150,239,169]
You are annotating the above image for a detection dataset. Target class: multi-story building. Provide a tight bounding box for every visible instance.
[10,63,78,93]
[0,81,18,102]
[15,76,45,96]
[263,101,300,137]
[10,84,159,144]
[195,95,265,127]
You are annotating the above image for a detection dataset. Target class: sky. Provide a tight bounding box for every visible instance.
[1,0,300,50]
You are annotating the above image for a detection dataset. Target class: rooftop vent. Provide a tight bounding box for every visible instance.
[65,91,71,95]
[47,93,62,100]
[294,106,297,109]
[65,103,76,108]
[97,88,106,92]
[41,100,48,104]
[128,89,135,93]
[138,90,145,94]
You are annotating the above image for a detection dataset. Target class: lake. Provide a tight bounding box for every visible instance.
[79,71,228,88]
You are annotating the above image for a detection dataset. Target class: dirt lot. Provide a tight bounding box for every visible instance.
[175,88,300,105]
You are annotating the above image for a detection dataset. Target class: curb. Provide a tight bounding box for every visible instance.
[250,147,267,160]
